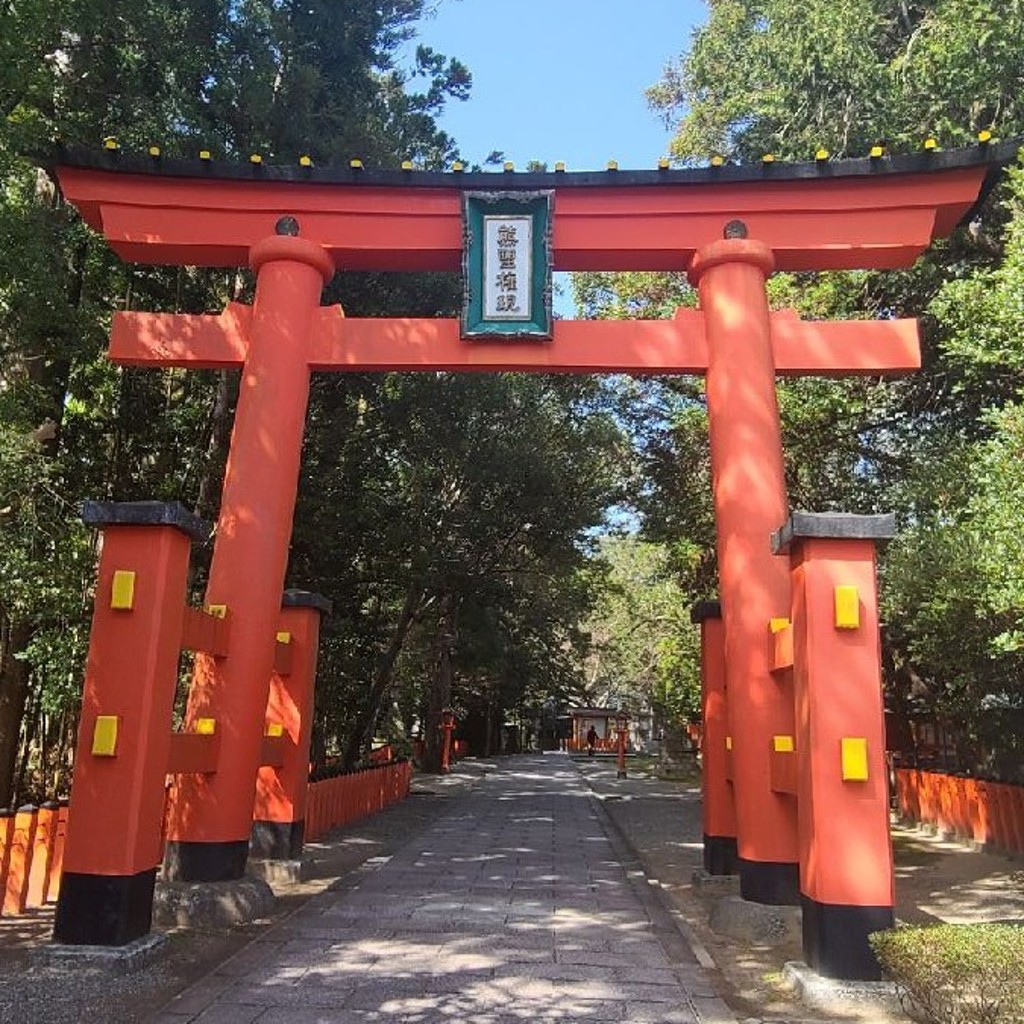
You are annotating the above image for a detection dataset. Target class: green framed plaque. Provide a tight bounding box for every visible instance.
[462,191,553,339]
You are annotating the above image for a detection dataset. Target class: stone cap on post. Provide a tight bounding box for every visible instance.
[81,500,209,543]
[690,600,723,624]
[282,589,333,616]
[771,511,897,555]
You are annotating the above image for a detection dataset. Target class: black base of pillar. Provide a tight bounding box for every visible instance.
[802,895,894,981]
[738,857,800,905]
[703,834,739,876]
[163,839,249,882]
[250,819,305,861]
[52,868,156,946]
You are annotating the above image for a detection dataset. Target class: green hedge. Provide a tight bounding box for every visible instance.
[870,924,1024,1024]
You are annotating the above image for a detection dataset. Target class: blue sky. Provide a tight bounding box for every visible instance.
[407,0,707,171]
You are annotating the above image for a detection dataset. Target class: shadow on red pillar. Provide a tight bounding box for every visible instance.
[690,230,800,905]
[774,511,896,980]
[691,600,738,875]
[53,501,207,946]
[251,590,331,862]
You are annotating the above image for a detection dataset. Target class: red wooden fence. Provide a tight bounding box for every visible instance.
[894,768,1024,854]
[304,759,412,843]
[1,760,412,919]
[0,801,69,918]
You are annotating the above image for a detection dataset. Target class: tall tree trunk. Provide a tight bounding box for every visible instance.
[13,687,39,802]
[484,685,493,758]
[192,369,236,587]
[194,272,245,542]
[0,619,33,807]
[1,231,88,806]
[341,581,424,769]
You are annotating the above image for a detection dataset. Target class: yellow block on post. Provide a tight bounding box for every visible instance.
[110,570,136,610]
[275,631,291,644]
[265,722,284,738]
[834,585,860,629]
[92,715,119,756]
[773,734,795,753]
[841,737,869,781]
[195,717,217,735]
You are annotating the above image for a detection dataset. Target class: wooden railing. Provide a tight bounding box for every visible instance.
[0,801,68,917]
[894,768,1024,854]
[2,761,412,919]
[305,760,412,842]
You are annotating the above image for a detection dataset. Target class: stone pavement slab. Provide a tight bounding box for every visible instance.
[154,753,735,1023]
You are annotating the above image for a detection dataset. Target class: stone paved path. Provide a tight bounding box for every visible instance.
[154,753,737,1023]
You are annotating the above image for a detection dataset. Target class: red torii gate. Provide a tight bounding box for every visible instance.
[51,141,1014,979]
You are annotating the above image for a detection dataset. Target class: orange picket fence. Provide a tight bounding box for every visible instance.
[0,763,412,917]
[0,801,69,918]
[894,769,1024,854]
[304,759,412,843]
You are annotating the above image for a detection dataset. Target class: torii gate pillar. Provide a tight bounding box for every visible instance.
[163,228,333,882]
[690,231,800,903]
[691,600,738,876]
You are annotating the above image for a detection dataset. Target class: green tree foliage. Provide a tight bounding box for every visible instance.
[583,536,701,734]
[881,164,1024,777]
[614,1,1024,778]
[0,0,632,797]
[649,0,1019,163]
[292,371,627,769]
[0,0,475,800]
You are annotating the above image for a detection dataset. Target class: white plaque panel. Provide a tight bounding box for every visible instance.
[483,215,532,320]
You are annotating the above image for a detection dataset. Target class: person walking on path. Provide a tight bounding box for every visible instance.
[586,724,598,756]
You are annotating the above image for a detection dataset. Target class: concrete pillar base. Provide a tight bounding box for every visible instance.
[152,876,275,929]
[708,894,801,946]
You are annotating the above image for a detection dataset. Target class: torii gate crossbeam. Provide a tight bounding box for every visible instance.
[57,141,1008,271]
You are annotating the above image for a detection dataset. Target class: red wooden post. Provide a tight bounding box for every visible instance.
[776,512,896,980]
[45,800,69,904]
[440,710,455,774]
[615,710,629,779]
[1008,786,1024,853]
[251,590,331,863]
[305,783,319,843]
[692,600,738,875]
[3,806,37,915]
[165,229,333,883]
[0,809,14,912]
[26,802,58,908]
[53,502,205,946]
[690,229,800,906]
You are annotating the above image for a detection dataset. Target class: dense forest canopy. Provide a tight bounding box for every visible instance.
[2,1,1023,803]
[618,0,1024,779]
[0,0,634,797]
